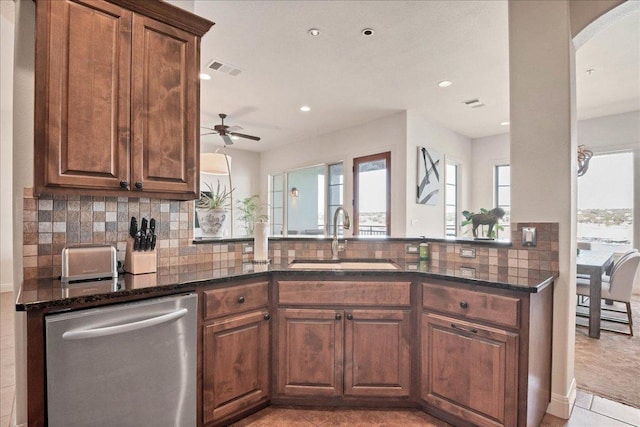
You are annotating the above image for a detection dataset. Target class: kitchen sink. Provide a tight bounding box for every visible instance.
[288,260,400,270]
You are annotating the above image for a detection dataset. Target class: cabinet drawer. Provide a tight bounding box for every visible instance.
[204,282,268,320]
[278,281,411,306]
[422,283,520,329]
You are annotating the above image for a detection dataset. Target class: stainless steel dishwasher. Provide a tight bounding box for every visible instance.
[45,293,197,427]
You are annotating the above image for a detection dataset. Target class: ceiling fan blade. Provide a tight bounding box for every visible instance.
[201,131,219,136]
[221,134,234,145]
[229,132,261,141]
[200,126,217,132]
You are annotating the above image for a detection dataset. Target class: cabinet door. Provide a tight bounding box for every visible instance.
[35,0,131,193]
[344,309,411,397]
[131,15,199,198]
[203,310,270,425]
[277,308,343,397]
[422,313,518,427]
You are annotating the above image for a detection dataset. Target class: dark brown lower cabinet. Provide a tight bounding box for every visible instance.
[422,313,519,427]
[277,307,411,399]
[200,281,271,426]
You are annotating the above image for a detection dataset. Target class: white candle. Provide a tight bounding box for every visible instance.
[254,222,269,262]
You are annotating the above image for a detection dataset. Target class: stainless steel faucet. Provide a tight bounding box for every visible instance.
[331,206,351,260]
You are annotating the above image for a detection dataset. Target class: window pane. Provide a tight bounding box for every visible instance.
[498,187,510,206]
[445,185,456,202]
[272,174,284,191]
[329,163,344,185]
[446,164,457,185]
[354,153,390,236]
[577,152,633,251]
[498,165,510,185]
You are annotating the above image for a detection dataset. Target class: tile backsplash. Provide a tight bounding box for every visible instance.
[22,188,559,283]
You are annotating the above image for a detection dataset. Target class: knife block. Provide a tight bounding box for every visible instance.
[124,240,157,275]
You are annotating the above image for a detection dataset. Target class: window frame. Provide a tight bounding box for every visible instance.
[353,151,391,236]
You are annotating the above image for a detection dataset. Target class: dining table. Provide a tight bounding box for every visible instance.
[577,249,616,339]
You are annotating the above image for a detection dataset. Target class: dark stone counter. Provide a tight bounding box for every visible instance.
[16,259,557,312]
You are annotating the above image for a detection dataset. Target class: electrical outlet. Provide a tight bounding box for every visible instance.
[460,248,476,258]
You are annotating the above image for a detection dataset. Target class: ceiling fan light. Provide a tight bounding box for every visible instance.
[201,153,231,175]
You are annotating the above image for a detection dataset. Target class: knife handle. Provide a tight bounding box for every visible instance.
[133,235,141,251]
[150,234,157,251]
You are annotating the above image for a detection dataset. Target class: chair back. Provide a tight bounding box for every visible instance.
[608,252,640,302]
[610,249,639,277]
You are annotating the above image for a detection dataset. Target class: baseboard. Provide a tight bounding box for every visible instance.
[547,377,576,419]
[0,282,13,293]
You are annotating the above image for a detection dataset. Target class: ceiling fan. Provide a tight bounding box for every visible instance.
[201,113,261,145]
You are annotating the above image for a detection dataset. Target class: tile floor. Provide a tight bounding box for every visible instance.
[1,292,16,427]
[0,292,638,427]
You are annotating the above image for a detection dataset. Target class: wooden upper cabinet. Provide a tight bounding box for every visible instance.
[35,0,132,192]
[130,15,198,196]
[34,0,213,200]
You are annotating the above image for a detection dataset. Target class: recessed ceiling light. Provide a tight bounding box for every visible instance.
[586,69,595,75]
[308,28,320,36]
[361,28,374,36]
[500,121,510,126]
[300,105,311,112]
[437,80,452,88]
[199,73,211,80]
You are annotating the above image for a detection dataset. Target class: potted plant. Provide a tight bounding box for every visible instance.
[196,181,233,238]
[236,195,268,236]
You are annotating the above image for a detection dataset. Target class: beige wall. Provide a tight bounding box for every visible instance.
[0,0,15,293]
[509,0,577,419]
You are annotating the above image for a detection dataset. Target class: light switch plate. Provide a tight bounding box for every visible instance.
[459,267,476,278]
[522,227,537,247]
[406,245,419,254]
[243,244,254,254]
[460,248,476,258]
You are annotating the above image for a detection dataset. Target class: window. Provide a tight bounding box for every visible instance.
[353,152,390,236]
[495,165,510,239]
[270,173,285,236]
[327,162,344,237]
[269,163,344,236]
[577,152,633,251]
[445,162,458,237]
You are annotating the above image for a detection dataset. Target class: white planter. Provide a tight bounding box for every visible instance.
[197,208,229,238]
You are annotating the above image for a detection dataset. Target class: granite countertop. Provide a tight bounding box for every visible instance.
[16,259,558,312]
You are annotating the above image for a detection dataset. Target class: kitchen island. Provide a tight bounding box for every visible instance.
[17,261,556,427]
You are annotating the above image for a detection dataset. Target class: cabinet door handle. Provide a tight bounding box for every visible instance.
[263,313,271,321]
[451,323,478,334]
[459,301,468,309]
[346,313,353,320]
[335,313,342,320]
[134,181,143,190]
[119,180,129,189]
[237,296,245,304]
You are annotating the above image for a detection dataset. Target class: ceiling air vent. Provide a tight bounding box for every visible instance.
[207,59,243,77]
[463,98,486,108]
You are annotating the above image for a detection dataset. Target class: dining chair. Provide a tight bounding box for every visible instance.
[576,252,640,336]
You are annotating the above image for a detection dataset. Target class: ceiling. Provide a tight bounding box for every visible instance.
[183,1,639,153]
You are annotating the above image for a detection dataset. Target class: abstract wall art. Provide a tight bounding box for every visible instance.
[416,146,441,205]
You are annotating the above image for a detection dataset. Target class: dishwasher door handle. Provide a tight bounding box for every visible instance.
[62,308,188,340]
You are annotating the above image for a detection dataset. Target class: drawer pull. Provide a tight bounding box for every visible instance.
[459,301,468,309]
[237,296,245,304]
[335,313,342,321]
[119,180,128,189]
[451,323,478,334]
[346,313,353,320]
[263,313,271,321]
[134,181,143,190]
